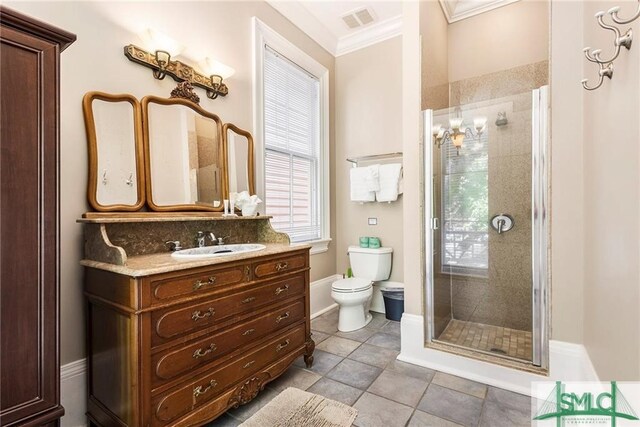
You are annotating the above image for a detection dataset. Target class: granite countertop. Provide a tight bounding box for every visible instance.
[80,243,311,277]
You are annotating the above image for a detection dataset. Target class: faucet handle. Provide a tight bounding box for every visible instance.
[165,240,182,251]
[217,236,229,245]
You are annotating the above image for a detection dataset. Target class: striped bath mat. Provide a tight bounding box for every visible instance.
[240,387,358,427]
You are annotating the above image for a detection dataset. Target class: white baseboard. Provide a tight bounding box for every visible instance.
[399,314,599,398]
[61,359,87,427]
[310,274,341,319]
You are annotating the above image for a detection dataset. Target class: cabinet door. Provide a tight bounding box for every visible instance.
[0,23,63,425]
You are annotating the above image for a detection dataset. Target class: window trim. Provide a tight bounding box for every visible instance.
[252,17,330,255]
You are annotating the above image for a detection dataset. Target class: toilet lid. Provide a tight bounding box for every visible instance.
[332,278,372,292]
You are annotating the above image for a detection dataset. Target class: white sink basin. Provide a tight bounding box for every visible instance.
[171,243,266,260]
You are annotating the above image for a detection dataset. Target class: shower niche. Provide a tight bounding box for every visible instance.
[420,0,550,371]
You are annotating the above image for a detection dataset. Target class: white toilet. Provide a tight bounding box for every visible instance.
[331,246,393,332]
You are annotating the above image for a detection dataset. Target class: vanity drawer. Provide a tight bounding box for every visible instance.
[150,264,248,304]
[152,324,305,425]
[152,273,306,342]
[152,299,305,385]
[253,253,307,279]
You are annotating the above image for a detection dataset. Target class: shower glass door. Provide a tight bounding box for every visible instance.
[424,86,548,367]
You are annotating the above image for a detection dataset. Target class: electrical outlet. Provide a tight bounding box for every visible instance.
[368,217,378,226]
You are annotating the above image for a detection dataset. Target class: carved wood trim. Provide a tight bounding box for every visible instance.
[304,337,316,368]
[228,372,271,408]
[170,82,200,104]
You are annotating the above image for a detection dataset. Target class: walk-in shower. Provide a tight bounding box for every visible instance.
[422,87,549,369]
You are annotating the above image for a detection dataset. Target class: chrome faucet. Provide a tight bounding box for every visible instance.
[196,231,216,248]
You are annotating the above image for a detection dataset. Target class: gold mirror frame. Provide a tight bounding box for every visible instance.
[83,92,145,211]
[222,123,256,196]
[141,95,226,212]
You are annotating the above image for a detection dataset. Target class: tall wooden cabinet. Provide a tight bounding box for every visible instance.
[0,7,75,426]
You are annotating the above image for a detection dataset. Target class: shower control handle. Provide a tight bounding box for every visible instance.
[491,214,514,234]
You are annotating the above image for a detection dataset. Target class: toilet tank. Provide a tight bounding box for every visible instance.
[348,246,393,281]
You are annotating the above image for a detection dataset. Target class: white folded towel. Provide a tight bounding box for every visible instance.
[350,167,375,202]
[365,164,380,192]
[376,163,403,202]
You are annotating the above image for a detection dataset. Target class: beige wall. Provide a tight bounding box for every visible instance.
[5,1,336,365]
[581,1,640,380]
[334,37,404,281]
[421,0,449,110]
[447,0,549,82]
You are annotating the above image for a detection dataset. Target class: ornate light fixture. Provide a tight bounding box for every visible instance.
[124,29,234,100]
[432,116,487,155]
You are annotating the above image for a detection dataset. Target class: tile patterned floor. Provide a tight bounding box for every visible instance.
[207,309,534,427]
[438,319,533,361]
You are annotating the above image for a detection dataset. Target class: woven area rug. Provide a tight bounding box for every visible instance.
[240,387,358,427]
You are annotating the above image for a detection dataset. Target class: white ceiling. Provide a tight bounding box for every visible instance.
[266,1,402,56]
[267,0,521,56]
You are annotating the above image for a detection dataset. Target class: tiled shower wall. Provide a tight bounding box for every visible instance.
[435,61,548,334]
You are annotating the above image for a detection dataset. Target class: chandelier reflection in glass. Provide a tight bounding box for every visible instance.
[432,116,487,155]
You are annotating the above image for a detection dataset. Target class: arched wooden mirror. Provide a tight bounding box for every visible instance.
[83,92,145,211]
[141,96,226,211]
[223,123,255,196]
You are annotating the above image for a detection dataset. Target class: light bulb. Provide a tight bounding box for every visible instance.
[140,29,184,56]
[199,58,235,80]
[473,117,487,132]
[449,117,464,131]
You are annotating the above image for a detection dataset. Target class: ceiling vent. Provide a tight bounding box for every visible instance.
[341,7,376,30]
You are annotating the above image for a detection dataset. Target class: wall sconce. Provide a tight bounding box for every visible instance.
[199,58,235,99]
[433,117,486,155]
[124,29,233,101]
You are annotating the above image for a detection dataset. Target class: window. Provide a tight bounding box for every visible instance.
[441,132,489,273]
[254,19,330,253]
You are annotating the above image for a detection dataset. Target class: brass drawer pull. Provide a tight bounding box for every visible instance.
[275,262,289,272]
[242,328,255,336]
[275,284,290,295]
[276,311,290,323]
[193,276,216,290]
[276,339,291,352]
[192,343,217,359]
[245,265,251,280]
[241,296,256,304]
[193,379,218,398]
[243,360,255,369]
[191,307,215,321]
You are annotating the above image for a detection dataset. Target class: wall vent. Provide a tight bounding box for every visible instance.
[341,7,376,30]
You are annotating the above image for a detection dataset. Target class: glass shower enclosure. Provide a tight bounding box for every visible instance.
[423,86,549,368]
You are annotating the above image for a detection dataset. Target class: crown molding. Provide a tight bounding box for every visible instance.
[265,0,337,55]
[439,0,521,23]
[335,15,402,57]
[266,1,402,57]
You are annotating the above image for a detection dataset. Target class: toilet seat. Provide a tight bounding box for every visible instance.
[331,278,372,293]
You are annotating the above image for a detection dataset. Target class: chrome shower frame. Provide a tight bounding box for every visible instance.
[422,86,550,370]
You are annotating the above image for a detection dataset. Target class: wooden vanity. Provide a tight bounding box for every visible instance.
[80,215,314,426]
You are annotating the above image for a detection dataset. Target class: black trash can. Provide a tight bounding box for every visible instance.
[381,288,404,321]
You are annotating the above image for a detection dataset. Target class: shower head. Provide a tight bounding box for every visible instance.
[495,111,508,127]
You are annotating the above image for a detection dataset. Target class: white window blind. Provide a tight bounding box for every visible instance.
[263,45,321,243]
[441,132,489,271]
